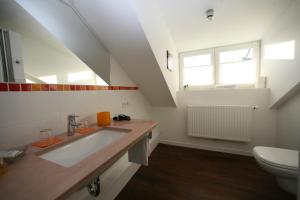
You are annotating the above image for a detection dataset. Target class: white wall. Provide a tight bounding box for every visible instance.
[260,0,300,150]
[153,89,277,155]
[110,56,135,86]
[277,92,300,150]
[261,0,300,105]
[131,0,179,104]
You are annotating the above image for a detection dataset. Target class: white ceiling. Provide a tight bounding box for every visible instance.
[155,0,294,52]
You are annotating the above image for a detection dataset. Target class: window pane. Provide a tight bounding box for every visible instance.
[26,79,35,83]
[264,40,295,60]
[184,66,213,86]
[68,71,93,82]
[38,75,57,84]
[96,75,108,86]
[220,48,253,63]
[218,61,255,85]
[184,54,211,67]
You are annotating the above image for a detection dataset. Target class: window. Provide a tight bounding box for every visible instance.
[182,50,214,86]
[38,75,57,84]
[180,42,259,88]
[217,47,256,85]
[25,79,35,83]
[68,71,93,82]
[264,40,295,60]
[95,75,108,86]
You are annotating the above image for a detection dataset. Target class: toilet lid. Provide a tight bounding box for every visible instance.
[253,146,298,170]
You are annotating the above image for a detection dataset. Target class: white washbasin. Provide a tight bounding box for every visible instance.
[39,129,127,167]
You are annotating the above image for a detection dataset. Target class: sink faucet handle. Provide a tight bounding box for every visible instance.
[68,114,79,118]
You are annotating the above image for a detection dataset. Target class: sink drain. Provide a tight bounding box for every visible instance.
[87,177,100,197]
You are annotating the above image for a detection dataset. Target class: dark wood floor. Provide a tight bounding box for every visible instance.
[116,144,296,200]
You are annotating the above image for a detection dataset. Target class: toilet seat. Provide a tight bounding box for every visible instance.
[253,146,298,172]
[253,146,298,194]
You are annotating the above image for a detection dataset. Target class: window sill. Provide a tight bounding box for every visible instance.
[182,84,266,91]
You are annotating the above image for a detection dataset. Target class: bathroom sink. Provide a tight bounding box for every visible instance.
[39,129,127,167]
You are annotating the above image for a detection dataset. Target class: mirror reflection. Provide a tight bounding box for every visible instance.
[0,1,108,85]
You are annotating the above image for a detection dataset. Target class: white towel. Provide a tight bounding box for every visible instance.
[128,135,149,166]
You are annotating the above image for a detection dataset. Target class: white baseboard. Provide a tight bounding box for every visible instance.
[160,140,253,156]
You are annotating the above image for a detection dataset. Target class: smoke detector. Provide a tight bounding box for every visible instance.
[206,9,214,21]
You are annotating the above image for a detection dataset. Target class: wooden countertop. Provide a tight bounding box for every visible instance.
[0,119,157,200]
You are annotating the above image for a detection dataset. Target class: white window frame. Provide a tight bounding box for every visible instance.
[180,41,260,90]
[180,48,215,89]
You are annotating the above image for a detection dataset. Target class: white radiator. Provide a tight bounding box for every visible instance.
[187,106,254,142]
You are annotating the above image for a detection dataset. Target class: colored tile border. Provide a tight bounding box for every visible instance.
[49,84,58,91]
[21,84,31,91]
[0,83,138,92]
[41,84,50,91]
[31,84,41,91]
[0,83,8,91]
[8,83,20,91]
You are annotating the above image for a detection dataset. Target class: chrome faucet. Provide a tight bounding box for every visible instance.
[67,114,81,136]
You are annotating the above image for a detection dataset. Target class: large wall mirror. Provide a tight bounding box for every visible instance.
[0,0,110,85]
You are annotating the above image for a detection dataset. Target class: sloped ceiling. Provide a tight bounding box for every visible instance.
[155,0,295,52]
[72,0,177,106]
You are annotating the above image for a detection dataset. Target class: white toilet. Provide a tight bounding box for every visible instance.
[253,146,298,195]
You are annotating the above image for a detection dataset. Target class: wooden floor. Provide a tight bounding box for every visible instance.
[116,144,296,200]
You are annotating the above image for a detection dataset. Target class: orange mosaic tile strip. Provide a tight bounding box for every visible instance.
[0,83,138,92]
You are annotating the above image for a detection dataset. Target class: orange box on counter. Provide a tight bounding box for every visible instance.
[97,112,111,126]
